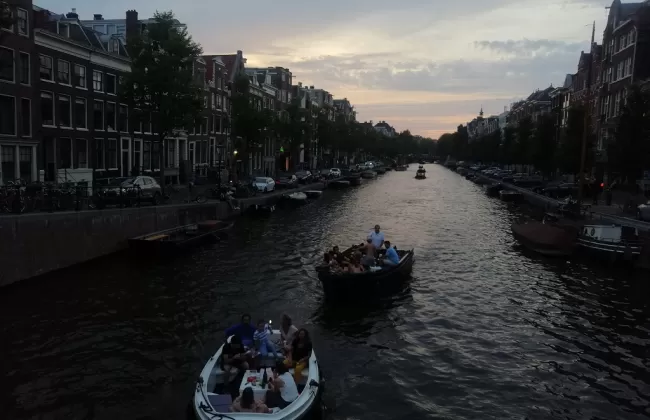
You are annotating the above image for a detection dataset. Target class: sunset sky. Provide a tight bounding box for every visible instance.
[40,0,609,139]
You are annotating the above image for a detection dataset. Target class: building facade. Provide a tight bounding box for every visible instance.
[0,0,38,184]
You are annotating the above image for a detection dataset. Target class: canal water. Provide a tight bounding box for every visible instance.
[2,164,649,420]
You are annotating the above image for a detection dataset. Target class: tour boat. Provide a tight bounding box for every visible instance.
[577,224,643,261]
[193,331,322,420]
[316,246,415,300]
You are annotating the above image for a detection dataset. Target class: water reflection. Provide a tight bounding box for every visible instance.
[1,165,649,420]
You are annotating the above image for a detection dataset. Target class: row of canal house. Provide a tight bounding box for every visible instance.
[0,3,233,187]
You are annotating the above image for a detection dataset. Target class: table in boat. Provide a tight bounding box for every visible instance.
[240,368,273,400]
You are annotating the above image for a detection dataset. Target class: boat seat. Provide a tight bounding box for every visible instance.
[207,393,232,412]
[145,234,169,241]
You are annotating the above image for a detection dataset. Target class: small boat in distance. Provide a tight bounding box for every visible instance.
[330,180,351,188]
[304,190,323,198]
[499,190,524,202]
[283,191,308,204]
[395,165,407,171]
[415,165,426,179]
[129,220,234,255]
[361,170,377,179]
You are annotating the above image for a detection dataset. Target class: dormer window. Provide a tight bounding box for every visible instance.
[109,39,119,53]
[58,23,69,38]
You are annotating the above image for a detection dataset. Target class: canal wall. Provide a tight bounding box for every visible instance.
[0,202,232,288]
[473,172,650,232]
[0,179,339,287]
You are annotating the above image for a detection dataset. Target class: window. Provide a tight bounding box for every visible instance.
[109,39,119,53]
[619,36,626,51]
[57,138,72,169]
[143,141,151,170]
[1,145,15,183]
[57,95,71,127]
[106,102,116,130]
[75,138,87,168]
[167,141,175,167]
[0,47,14,82]
[57,60,70,85]
[105,73,116,94]
[625,57,632,77]
[19,52,29,84]
[1,2,12,32]
[107,138,117,168]
[74,64,86,88]
[17,8,27,36]
[0,95,16,135]
[58,23,69,38]
[41,92,54,126]
[95,138,105,169]
[39,55,53,81]
[19,146,32,182]
[92,70,103,91]
[118,104,128,132]
[20,98,30,137]
[74,98,86,129]
[93,100,104,130]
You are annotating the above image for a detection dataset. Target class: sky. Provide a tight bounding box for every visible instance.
[39,0,610,139]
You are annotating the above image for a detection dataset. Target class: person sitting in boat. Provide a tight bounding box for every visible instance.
[231,387,272,413]
[254,319,279,360]
[280,314,298,353]
[265,361,300,409]
[284,328,313,381]
[345,253,365,273]
[368,225,385,249]
[381,241,400,267]
[225,313,256,348]
[221,335,250,386]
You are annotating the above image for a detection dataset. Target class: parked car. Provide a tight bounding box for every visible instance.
[638,201,650,221]
[276,173,298,189]
[96,176,162,207]
[329,168,342,178]
[295,170,313,184]
[252,177,275,193]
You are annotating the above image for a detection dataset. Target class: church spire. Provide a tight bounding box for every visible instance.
[479,107,484,118]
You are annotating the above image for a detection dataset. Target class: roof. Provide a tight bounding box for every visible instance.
[34,8,129,59]
[218,54,238,82]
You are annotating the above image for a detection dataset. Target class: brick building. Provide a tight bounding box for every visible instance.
[596,0,650,158]
[0,0,38,184]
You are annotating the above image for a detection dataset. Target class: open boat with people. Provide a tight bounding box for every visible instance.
[316,246,414,299]
[193,330,322,420]
[415,165,426,179]
[128,220,234,255]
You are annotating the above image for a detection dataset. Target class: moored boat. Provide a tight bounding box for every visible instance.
[129,220,234,255]
[361,170,376,179]
[577,224,643,262]
[511,214,579,257]
[304,190,323,198]
[343,170,362,185]
[283,192,308,204]
[499,190,523,202]
[193,331,322,420]
[395,165,407,171]
[329,180,351,188]
[486,183,504,197]
[316,246,414,300]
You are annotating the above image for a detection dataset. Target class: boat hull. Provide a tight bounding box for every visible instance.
[128,221,233,256]
[511,222,577,257]
[576,238,642,261]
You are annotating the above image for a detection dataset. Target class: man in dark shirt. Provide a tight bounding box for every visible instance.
[224,313,256,347]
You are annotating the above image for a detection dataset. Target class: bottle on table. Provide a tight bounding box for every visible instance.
[262,368,268,387]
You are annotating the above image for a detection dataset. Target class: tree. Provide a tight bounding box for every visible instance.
[121,11,203,187]
[513,116,533,166]
[530,114,557,177]
[556,105,585,176]
[610,84,650,186]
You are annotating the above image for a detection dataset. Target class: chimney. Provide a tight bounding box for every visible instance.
[93,14,103,20]
[298,82,302,87]
[310,85,314,89]
[125,10,139,41]
[66,8,78,19]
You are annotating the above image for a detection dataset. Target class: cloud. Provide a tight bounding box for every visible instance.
[473,38,584,57]
[285,38,583,97]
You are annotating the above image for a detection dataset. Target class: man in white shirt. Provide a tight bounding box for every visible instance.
[368,224,385,249]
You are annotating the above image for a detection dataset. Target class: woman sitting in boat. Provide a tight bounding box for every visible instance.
[221,335,250,386]
[231,387,272,413]
[280,314,298,353]
[265,361,300,409]
[284,328,313,381]
[344,252,365,273]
